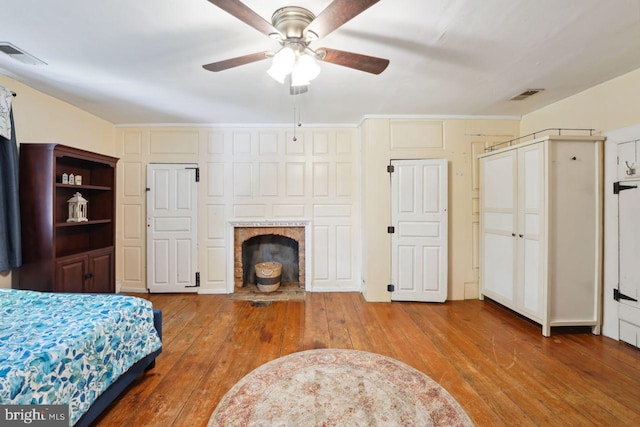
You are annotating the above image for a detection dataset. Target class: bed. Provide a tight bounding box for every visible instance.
[0,289,162,426]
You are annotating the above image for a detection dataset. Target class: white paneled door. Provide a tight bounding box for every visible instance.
[147,164,198,293]
[391,159,448,302]
[617,179,640,347]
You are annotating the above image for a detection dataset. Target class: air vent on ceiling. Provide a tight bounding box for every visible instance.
[0,42,46,65]
[510,89,544,101]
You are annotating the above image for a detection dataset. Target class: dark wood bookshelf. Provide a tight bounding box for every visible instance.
[15,143,118,293]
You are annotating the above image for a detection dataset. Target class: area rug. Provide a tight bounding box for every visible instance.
[226,282,305,303]
[208,349,474,426]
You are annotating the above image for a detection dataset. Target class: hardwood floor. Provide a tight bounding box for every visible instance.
[95,293,640,426]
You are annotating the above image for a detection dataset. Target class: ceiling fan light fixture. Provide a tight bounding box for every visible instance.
[267,46,296,83]
[290,69,310,87]
[297,54,320,81]
[267,46,321,86]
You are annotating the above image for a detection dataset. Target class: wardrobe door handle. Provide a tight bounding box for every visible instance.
[512,233,516,237]
[519,234,524,238]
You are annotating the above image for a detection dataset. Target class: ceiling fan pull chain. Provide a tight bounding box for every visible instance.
[293,105,298,142]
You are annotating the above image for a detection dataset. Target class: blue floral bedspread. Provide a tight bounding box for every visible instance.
[0,289,162,425]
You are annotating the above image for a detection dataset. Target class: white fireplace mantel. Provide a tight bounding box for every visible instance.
[229,219,311,228]
[227,219,312,293]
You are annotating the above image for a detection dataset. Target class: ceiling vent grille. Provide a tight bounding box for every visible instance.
[510,89,544,101]
[0,42,46,65]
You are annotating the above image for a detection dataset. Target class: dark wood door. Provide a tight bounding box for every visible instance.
[87,248,114,293]
[55,254,88,292]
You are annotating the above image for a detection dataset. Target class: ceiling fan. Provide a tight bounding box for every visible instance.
[202,0,390,92]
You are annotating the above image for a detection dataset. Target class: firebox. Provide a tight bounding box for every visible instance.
[229,220,311,291]
[242,234,299,286]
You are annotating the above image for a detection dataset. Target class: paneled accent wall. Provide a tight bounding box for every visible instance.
[360,118,519,302]
[115,126,359,293]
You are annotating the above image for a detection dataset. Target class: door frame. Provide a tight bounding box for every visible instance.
[146,163,199,293]
[390,158,448,302]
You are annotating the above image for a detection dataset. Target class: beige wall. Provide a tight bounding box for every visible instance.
[0,75,116,288]
[521,68,640,135]
[360,118,519,302]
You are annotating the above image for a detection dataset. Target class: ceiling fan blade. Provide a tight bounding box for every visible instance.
[317,48,389,74]
[203,51,271,72]
[305,0,380,39]
[206,0,280,37]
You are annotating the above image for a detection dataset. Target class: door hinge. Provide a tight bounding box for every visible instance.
[387,284,395,292]
[613,182,637,194]
[185,167,200,182]
[387,226,395,234]
[186,272,201,288]
[614,288,638,302]
[387,165,394,173]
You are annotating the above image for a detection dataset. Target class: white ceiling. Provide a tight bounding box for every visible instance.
[1,0,640,125]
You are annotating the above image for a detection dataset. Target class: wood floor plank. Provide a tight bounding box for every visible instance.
[423,302,598,426]
[133,300,263,427]
[280,299,306,356]
[403,301,547,426]
[469,300,640,425]
[347,293,398,358]
[324,293,354,349]
[94,293,640,427]
[302,292,331,349]
[449,302,616,426]
[390,302,506,427]
[334,293,374,352]
[171,300,275,427]
[119,296,235,427]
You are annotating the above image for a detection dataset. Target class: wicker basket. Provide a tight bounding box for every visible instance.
[255,261,282,292]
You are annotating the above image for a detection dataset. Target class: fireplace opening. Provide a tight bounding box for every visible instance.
[242,234,299,286]
[231,221,308,291]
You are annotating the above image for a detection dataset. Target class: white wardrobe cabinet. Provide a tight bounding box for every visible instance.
[479,135,604,336]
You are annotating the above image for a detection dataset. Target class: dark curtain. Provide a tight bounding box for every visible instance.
[0,109,21,272]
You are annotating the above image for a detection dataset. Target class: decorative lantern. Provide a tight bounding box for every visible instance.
[67,192,88,222]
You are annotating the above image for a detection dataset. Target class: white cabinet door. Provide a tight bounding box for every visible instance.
[517,143,544,318]
[480,150,517,303]
[391,159,448,302]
